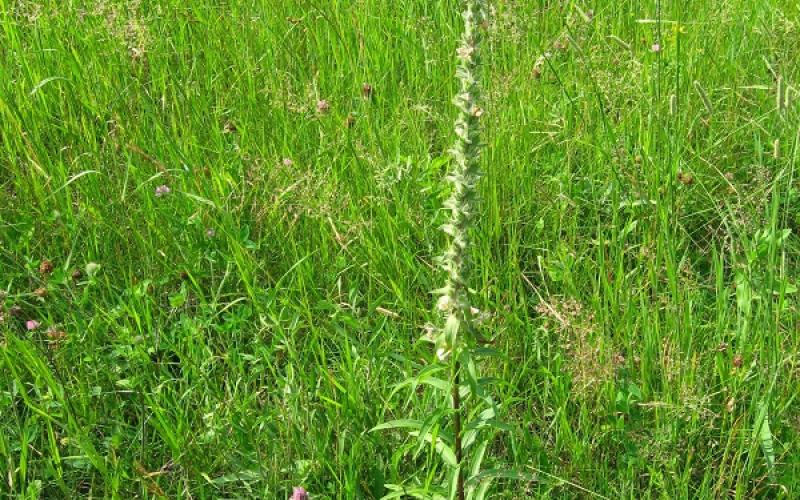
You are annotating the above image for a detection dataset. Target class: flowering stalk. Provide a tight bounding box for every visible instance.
[433,1,487,498]
[435,0,487,360]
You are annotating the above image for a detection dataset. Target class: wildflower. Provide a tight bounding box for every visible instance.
[469,306,492,326]
[433,0,486,359]
[205,228,216,238]
[651,42,661,53]
[282,158,294,167]
[533,52,551,79]
[34,287,48,298]
[47,328,67,342]
[553,37,568,51]
[291,487,309,500]
[672,24,687,36]
[316,99,330,113]
[26,320,40,331]
[129,46,146,63]
[39,259,54,275]
[456,45,475,59]
[677,171,694,185]
[155,185,171,197]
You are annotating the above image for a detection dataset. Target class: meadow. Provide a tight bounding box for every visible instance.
[1,0,799,497]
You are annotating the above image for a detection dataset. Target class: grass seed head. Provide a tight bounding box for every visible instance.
[694,80,713,114]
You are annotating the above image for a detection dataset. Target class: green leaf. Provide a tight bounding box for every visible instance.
[471,347,506,359]
[470,440,488,479]
[465,417,513,434]
[470,480,492,500]
[169,283,188,308]
[382,484,447,500]
[410,431,458,467]
[460,350,483,399]
[370,419,422,432]
[754,401,776,481]
[30,76,69,95]
[465,468,537,486]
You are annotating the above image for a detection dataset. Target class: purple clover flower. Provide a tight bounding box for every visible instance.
[291,486,309,500]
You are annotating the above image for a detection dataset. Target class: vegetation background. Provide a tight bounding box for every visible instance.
[1,0,799,497]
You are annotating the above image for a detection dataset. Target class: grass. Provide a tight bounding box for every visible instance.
[1,0,799,497]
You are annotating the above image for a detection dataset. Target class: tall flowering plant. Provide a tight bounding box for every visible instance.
[375,2,535,497]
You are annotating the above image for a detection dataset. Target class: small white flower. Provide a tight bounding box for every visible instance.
[456,46,475,59]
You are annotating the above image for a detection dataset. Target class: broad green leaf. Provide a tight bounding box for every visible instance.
[754,401,776,481]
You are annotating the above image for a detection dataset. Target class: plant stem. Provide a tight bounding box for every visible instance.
[453,361,465,500]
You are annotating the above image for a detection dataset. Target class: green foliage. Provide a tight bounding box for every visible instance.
[1,0,799,498]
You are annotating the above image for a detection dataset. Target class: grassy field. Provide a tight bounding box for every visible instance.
[1,0,799,497]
